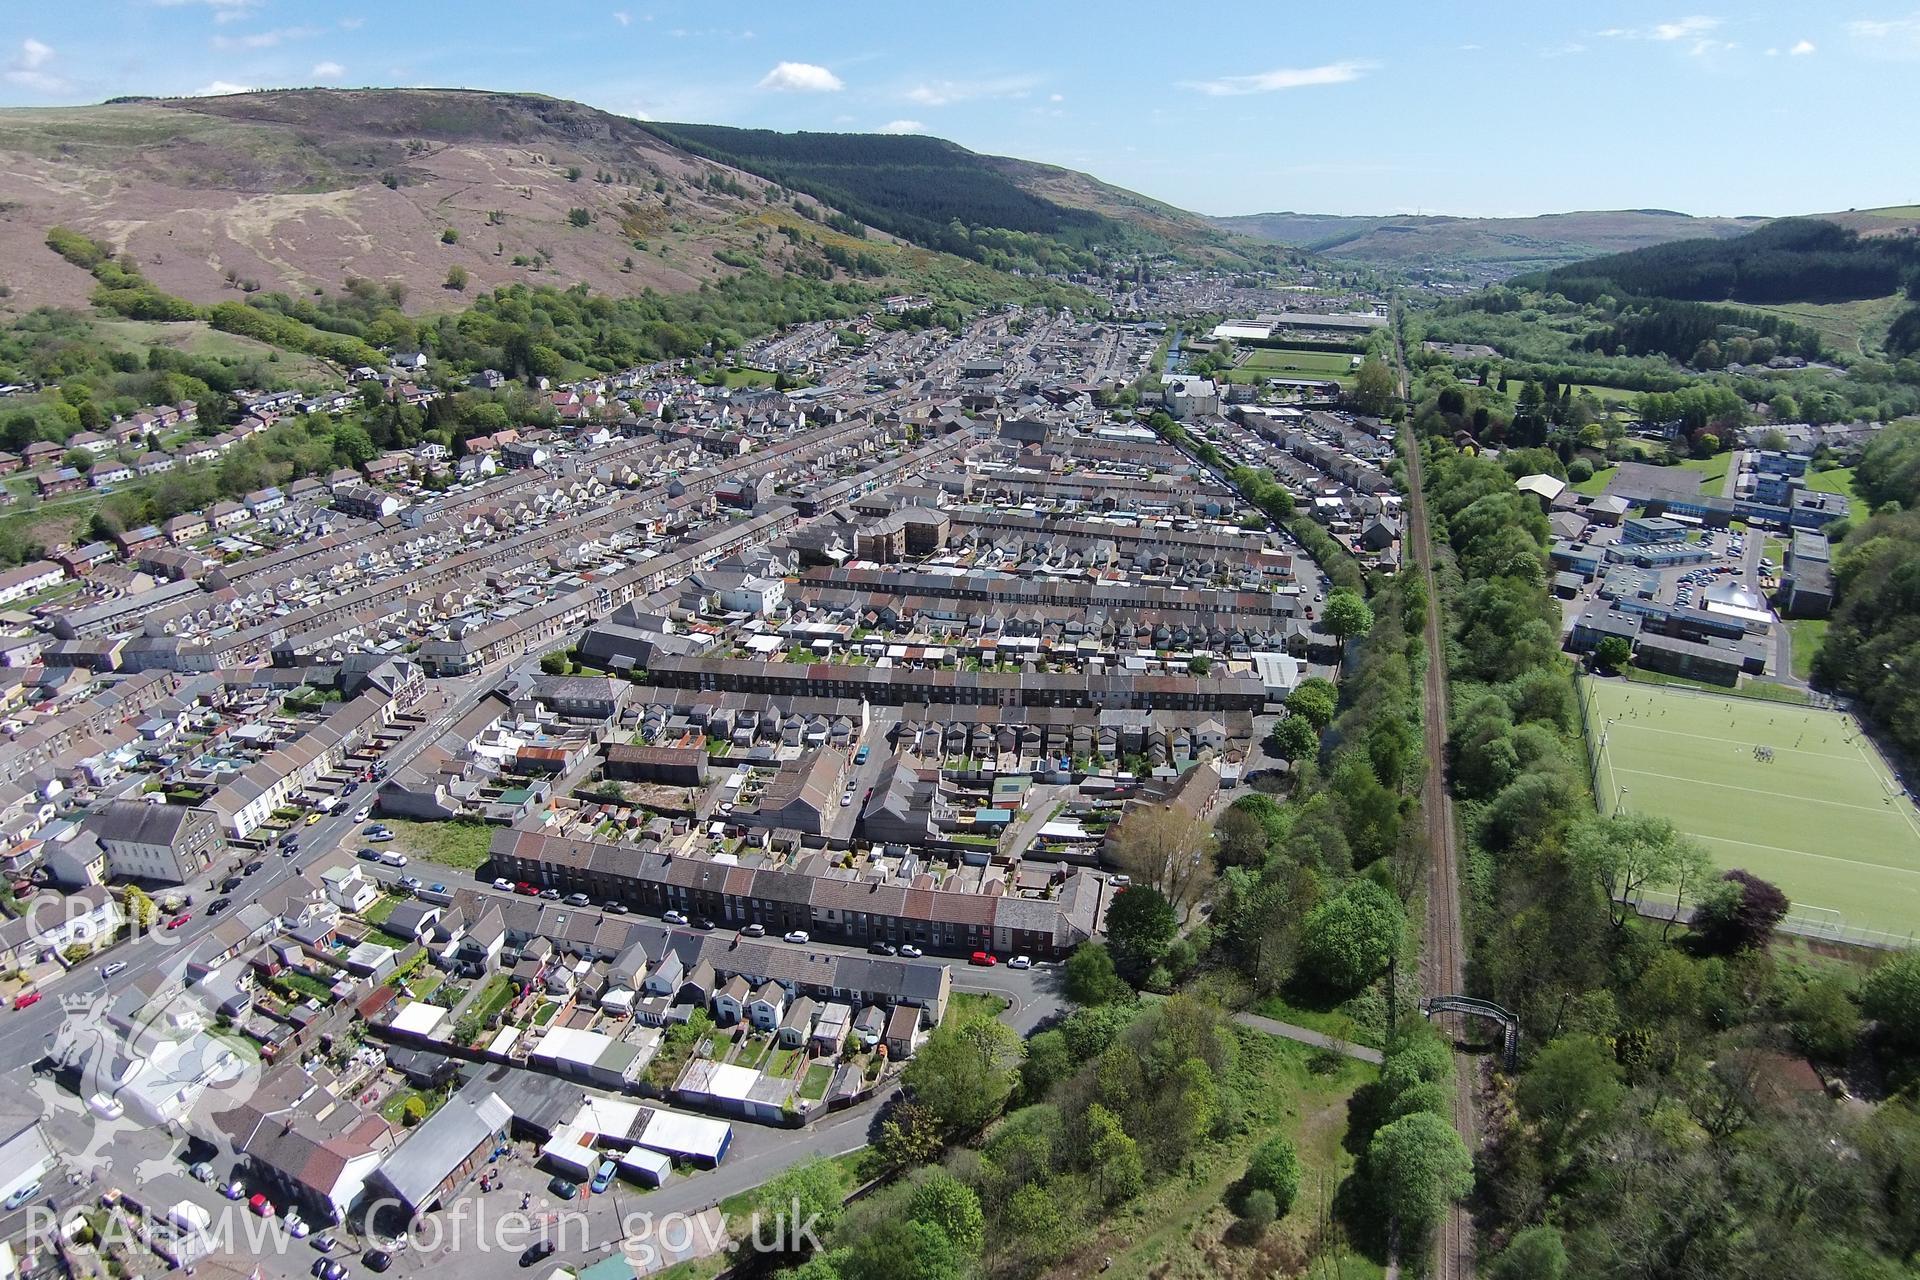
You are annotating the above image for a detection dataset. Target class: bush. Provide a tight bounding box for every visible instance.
[1861,951,1920,1051]
[1244,1135,1301,1215]
[1567,458,1595,484]
[1238,1188,1277,1235]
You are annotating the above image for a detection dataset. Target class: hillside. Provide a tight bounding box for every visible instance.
[0,87,1209,324]
[1212,208,1767,278]
[637,121,1262,271]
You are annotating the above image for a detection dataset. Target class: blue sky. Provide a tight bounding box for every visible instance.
[3,1,1917,218]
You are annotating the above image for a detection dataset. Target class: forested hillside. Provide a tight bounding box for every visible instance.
[1531,217,1920,306]
[638,122,1238,274]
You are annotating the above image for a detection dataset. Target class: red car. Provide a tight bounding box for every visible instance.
[969,951,996,967]
[248,1193,275,1218]
[13,991,41,1010]
[515,882,540,897]
[166,912,192,929]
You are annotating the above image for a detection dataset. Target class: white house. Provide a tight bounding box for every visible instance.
[322,866,378,915]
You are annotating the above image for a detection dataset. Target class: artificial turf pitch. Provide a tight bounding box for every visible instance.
[1584,678,1920,939]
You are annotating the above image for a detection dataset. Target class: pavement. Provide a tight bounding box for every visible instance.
[1231,1012,1383,1064]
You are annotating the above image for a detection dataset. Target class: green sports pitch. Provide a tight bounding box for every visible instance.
[1583,678,1920,940]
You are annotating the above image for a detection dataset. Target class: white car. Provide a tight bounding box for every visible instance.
[663,910,688,925]
[87,1093,124,1121]
[378,851,408,868]
[492,878,515,891]
[898,944,923,958]
[354,809,372,823]
[1008,955,1032,970]
[783,930,811,944]
[100,962,127,980]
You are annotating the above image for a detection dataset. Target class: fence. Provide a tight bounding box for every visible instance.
[1623,888,1918,952]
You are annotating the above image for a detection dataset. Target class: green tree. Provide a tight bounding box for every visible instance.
[1566,811,1712,930]
[1594,634,1632,673]
[1271,714,1319,762]
[1490,1226,1570,1280]
[902,1018,1020,1134]
[836,1217,966,1280]
[1186,654,1211,676]
[1103,884,1178,984]
[1299,879,1405,993]
[1515,1034,1624,1171]
[1085,1103,1145,1204]
[1367,1111,1473,1236]
[1351,355,1398,416]
[876,1099,944,1169]
[1863,951,1920,1052]
[757,1157,850,1248]
[444,265,468,291]
[1284,677,1338,729]
[1784,974,1861,1061]
[1238,1188,1277,1235]
[1018,1029,1073,1102]
[905,1169,984,1255]
[1063,943,1132,1006]
[123,885,156,931]
[440,227,459,244]
[1323,588,1375,643]
[539,650,569,675]
[1244,1135,1301,1215]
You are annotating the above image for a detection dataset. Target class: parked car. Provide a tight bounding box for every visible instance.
[398,876,422,893]
[364,830,394,841]
[493,878,515,891]
[353,809,372,823]
[783,930,811,944]
[538,888,561,901]
[515,883,540,897]
[221,876,244,893]
[310,1260,346,1280]
[520,1239,557,1268]
[189,1161,215,1183]
[742,923,766,938]
[840,792,852,807]
[304,813,321,827]
[603,901,628,914]
[222,1180,245,1200]
[100,962,126,980]
[246,859,267,874]
[166,913,191,930]
[311,1235,337,1253]
[969,951,996,966]
[3,1182,39,1210]
[285,1214,310,1239]
[663,909,688,925]
[249,1193,275,1217]
[564,893,591,907]
[378,851,408,868]
[898,944,923,958]
[1008,955,1032,970]
[364,1250,393,1272]
[591,1159,617,1193]
[428,883,447,896]
[855,745,870,764]
[87,1093,123,1121]
[868,941,897,956]
[547,1176,578,1201]
[356,849,381,862]
[207,897,231,915]
[13,991,41,1010]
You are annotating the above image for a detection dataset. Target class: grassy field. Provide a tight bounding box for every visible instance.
[1227,347,1358,384]
[1805,465,1864,506]
[1571,465,1618,496]
[1678,451,1734,490]
[1623,665,1810,703]
[384,819,494,872]
[96,318,342,384]
[1788,617,1828,681]
[1586,678,1920,937]
[1743,294,1908,358]
[942,991,1010,1027]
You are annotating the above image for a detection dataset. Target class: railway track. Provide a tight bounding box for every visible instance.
[1397,332,1477,1280]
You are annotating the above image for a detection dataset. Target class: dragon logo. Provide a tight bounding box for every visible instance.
[35,953,265,1185]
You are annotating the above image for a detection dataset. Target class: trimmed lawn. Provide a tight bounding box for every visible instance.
[942,991,1009,1027]
[1254,989,1386,1050]
[1679,452,1733,490]
[468,974,516,1025]
[361,894,403,927]
[1624,666,1810,703]
[766,1047,800,1077]
[1788,617,1828,681]
[798,1063,832,1101]
[1571,465,1617,496]
[1806,465,1863,505]
[736,1037,772,1070]
[384,819,494,872]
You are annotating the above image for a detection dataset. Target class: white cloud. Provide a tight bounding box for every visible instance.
[339,17,364,29]
[311,60,345,79]
[1651,15,1721,40]
[192,80,254,96]
[1048,91,1064,102]
[213,25,318,50]
[903,73,1040,106]
[756,60,843,92]
[1790,38,1816,55]
[5,38,67,92]
[1179,60,1376,96]
[1846,12,1920,56]
[155,0,262,13]
[878,119,925,134]
[613,10,630,24]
